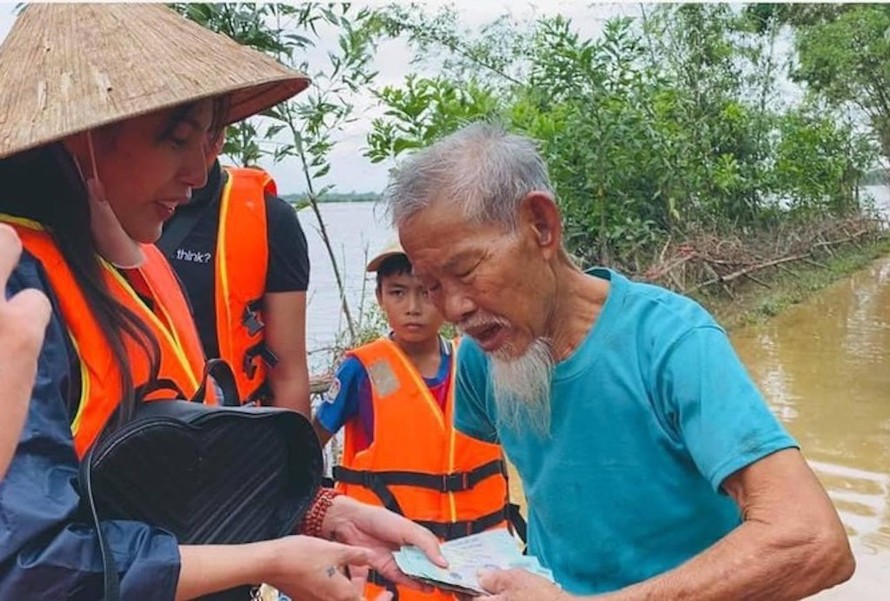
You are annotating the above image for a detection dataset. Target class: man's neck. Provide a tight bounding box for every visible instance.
[547,264,610,362]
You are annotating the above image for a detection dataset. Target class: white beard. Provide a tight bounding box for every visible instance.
[489,337,554,437]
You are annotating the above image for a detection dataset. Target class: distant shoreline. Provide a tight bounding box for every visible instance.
[282,193,380,209]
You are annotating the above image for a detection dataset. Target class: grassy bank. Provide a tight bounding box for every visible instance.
[691,235,890,332]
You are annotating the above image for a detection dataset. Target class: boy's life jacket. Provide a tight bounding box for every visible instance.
[334,337,513,600]
[1,214,213,458]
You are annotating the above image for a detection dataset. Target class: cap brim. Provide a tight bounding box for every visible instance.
[366,250,406,272]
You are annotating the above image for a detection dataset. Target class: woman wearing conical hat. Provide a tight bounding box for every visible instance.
[0,5,442,600]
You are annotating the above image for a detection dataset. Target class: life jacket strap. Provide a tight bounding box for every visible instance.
[367,570,400,599]
[333,459,506,494]
[415,505,510,541]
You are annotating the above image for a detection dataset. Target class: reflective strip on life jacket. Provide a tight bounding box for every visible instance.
[0,214,210,457]
[215,166,275,403]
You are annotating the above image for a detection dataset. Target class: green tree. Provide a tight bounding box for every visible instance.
[365,3,875,269]
[783,4,890,161]
[366,76,501,162]
[176,2,385,342]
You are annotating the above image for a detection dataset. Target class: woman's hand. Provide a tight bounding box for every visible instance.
[321,495,447,586]
[178,536,397,601]
[0,224,51,478]
[267,535,387,601]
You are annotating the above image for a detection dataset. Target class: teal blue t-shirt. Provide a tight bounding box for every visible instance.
[455,269,797,595]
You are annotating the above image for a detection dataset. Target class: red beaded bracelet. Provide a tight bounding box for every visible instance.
[299,487,342,538]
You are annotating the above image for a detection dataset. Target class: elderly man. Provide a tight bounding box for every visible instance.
[384,121,854,601]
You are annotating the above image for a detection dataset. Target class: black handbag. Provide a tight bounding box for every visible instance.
[81,360,322,600]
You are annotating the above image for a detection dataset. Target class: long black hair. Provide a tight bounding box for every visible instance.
[0,142,159,426]
[0,98,229,428]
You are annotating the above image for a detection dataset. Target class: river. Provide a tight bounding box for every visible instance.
[733,257,890,599]
[299,201,393,371]
[297,188,890,598]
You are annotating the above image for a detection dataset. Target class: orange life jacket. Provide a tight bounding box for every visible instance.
[214,166,277,403]
[334,337,511,601]
[0,214,212,458]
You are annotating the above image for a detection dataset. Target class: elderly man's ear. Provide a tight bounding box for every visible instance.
[518,192,563,260]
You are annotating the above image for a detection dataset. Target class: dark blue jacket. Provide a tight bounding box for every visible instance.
[0,252,180,600]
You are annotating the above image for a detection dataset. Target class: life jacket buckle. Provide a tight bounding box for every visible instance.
[242,352,258,380]
[360,471,377,488]
[242,301,265,337]
[464,521,474,537]
[242,342,279,381]
[441,472,469,492]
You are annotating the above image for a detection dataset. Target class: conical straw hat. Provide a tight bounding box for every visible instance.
[0,3,310,158]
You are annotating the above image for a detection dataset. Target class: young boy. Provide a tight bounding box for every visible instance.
[312,240,512,601]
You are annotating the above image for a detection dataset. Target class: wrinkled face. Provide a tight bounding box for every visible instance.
[90,101,215,243]
[399,196,558,360]
[377,271,444,344]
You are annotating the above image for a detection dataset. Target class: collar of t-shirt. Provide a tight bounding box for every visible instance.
[386,333,452,386]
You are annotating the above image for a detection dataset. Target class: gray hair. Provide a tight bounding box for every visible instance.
[383,121,554,230]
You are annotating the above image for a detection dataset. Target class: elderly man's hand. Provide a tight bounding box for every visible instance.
[476,568,571,601]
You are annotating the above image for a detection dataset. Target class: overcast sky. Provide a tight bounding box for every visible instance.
[0,1,643,195]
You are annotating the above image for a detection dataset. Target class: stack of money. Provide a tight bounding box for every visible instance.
[393,529,555,596]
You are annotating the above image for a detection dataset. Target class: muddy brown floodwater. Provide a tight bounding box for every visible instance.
[733,256,890,600]
[507,256,890,598]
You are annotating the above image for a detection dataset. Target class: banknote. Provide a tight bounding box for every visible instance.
[393,529,554,595]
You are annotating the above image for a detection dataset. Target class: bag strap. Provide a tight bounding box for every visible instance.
[83,444,121,601]
[192,358,242,407]
[135,378,188,401]
[155,206,204,259]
